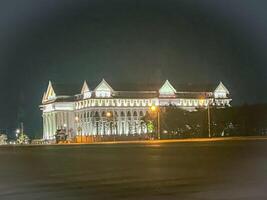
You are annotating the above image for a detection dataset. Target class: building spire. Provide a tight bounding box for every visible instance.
[81,80,90,94]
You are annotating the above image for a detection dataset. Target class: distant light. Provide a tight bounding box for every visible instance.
[75,116,79,122]
[16,129,20,134]
[63,124,67,127]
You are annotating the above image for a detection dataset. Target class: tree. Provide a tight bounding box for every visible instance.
[147,121,155,133]
[142,111,156,138]
[142,104,267,139]
[16,132,30,144]
[161,104,267,138]
[0,134,8,145]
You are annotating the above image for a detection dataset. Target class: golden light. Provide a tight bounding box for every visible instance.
[106,112,111,117]
[150,105,157,112]
[199,98,205,106]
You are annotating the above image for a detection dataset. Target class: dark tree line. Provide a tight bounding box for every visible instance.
[144,104,267,139]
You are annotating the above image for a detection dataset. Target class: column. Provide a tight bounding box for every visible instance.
[43,114,47,139]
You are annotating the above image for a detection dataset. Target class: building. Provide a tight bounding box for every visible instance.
[40,79,231,140]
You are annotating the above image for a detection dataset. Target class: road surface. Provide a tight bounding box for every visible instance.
[0,138,266,199]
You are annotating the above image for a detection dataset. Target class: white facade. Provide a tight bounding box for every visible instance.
[40,79,231,140]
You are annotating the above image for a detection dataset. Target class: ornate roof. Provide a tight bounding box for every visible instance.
[42,79,229,103]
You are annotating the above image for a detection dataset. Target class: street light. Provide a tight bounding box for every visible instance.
[106,111,115,138]
[16,129,20,137]
[63,123,68,141]
[200,98,211,138]
[150,105,157,112]
[75,116,82,143]
[150,105,160,140]
[106,112,111,118]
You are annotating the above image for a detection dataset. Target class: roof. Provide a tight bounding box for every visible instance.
[43,80,224,103]
[176,92,212,99]
[84,80,161,91]
[108,82,217,93]
[53,96,76,103]
[113,91,158,98]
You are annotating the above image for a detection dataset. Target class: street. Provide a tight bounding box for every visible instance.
[0,138,266,199]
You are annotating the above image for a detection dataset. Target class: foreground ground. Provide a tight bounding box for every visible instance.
[0,138,267,199]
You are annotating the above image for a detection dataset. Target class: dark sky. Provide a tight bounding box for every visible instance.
[0,0,267,137]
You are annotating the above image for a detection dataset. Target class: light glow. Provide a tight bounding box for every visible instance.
[106,112,111,117]
[150,105,157,112]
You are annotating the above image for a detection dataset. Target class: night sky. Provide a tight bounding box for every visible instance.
[0,0,267,137]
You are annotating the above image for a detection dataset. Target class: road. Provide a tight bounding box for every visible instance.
[0,138,267,199]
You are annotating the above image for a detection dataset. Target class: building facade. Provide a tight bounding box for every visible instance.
[40,79,231,140]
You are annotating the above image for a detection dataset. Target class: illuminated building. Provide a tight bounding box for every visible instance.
[40,79,231,140]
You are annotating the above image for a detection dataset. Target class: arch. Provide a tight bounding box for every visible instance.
[120,111,125,117]
[101,111,106,117]
[94,111,100,118]
[114,111,118,117]
[140,111,144,117]
[127,111,131,117]
[133,111,138,117]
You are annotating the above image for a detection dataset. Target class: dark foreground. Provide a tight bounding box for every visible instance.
[0,140,267,200]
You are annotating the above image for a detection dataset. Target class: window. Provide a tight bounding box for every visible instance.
[95,91,111,98]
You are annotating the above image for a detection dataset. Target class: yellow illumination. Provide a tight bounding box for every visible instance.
[106,112,111,117]
[150,105,157,112]
[199,98,205,106]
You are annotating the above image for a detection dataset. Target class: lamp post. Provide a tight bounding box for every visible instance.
[106,111,115,141]
[16,128,20,138]
[150,105,160,140]
[63,123,68,141]
[207,102,211,138]
[16,122,24,137]
[200,98,211,138]
[75,116,82,143]
[20,122,24,135]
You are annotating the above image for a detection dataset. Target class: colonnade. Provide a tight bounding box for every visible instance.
[75,109,149,136]
[43,108,149,140]
[43,113,56,140]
